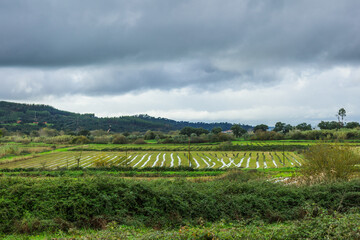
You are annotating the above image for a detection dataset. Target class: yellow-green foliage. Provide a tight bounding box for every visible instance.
[94,158,110,167]
[0,145,20,158]
[302,143,360,182]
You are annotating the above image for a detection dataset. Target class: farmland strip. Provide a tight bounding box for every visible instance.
[263,153,268,168]
[237,157,245,167]
[160,153,166,167]
[151,153,161,167]
[246,156,251,168]
[177,154,181,167]
[292,156,302,166]
[116,155,132,166]
[170,153,174,167]
[133,154,148,167]
[140,154,152,168]
[55,154,94,168]
[219,158,227,169]
[269,153,278,168]
[192,157,200,168]
[127,155,139,165]
[201,157,210,168]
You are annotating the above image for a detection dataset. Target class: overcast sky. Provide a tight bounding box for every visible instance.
[1,0,360,126]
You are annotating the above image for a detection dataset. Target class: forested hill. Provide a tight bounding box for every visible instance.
[0,101,251,133]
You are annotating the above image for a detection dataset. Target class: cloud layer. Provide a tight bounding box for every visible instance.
[1,0,360,125]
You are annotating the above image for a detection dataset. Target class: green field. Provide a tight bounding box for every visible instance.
[0,150,303,169]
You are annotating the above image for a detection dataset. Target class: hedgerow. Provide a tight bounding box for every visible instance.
[0,177,359,234]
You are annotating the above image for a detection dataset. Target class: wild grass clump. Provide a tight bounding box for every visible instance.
[0,145,21,157]
[301,143,360,183]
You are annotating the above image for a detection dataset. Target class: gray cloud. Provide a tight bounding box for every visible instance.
[1,0,360,123]
[0,0,359,67]
[0,61,262,98]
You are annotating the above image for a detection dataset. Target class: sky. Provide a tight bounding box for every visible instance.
[1,0,360,126]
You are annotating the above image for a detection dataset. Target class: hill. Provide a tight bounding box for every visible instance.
[0,101,251,133]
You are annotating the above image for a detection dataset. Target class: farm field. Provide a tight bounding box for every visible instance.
[68,140,360,153]
[0,150,303,169]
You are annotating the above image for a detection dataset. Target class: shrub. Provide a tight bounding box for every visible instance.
[112,135,128,144]
[301,143,360,183]
[71,136,91,144]
[93,136,111,144]
[133,138,146,144]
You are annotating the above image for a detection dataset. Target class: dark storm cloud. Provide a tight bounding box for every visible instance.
[0,0,359,67]
[1,0,360,103]
[0,61,247,98]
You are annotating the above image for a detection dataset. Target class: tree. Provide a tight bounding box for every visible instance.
[283,124,293,133]
[180,127,193,136]
[180,127,209,136]
[144,130,156,140]
[273,122,285,132]
[336,108,346,127]
[273,122,293,133]
[253,124,268,132]
[78,129,90,136]
[0,129,2,138]
[211,127,222,134]
[345,122,360,129]
[296,123,312,131]
[231,124,246,138]
[318,121,341,130]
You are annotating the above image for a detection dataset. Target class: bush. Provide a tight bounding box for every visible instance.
[133,138,146,144]
[112,135,127,144]
[93,136,111,144]
[301,143,360,183]
[71,136,91,144]
[251,131,284,140]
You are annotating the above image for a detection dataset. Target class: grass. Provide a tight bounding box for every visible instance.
[301,143,360,183]
[3,212,360,240]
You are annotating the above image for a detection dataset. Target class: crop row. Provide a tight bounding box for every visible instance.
[0,151,303,170]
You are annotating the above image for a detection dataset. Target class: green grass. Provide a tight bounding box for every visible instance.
[4,212,360,240]
[0,169,225,178]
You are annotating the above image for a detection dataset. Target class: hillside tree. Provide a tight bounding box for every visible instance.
[273,122,285,132]
[336,108,346,126]
[296,123,312,131]
[231,124,246,138]
[346,122,360,129]
[253,124,268,132]
[211,127,222,134]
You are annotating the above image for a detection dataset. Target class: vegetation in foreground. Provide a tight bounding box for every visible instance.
[0,174,359,237]
[0,143,358,240]
[3,212,360,240]
[301,143,360,183]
